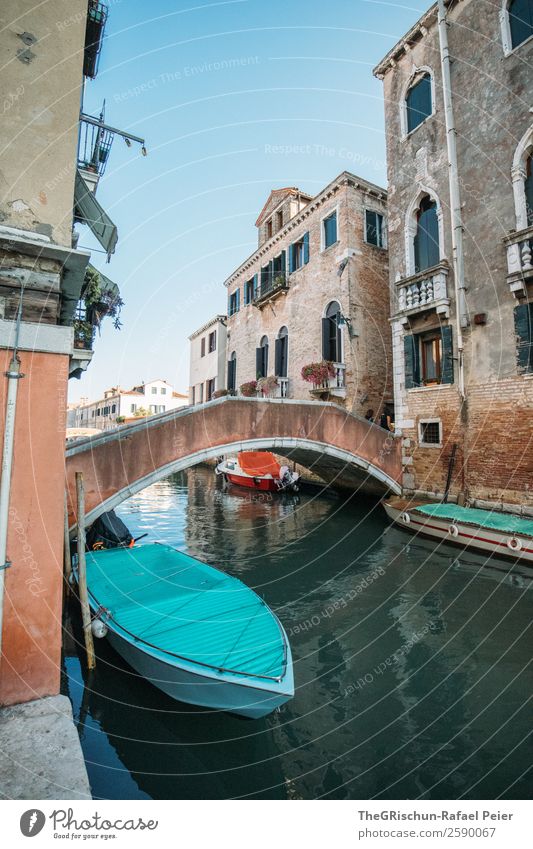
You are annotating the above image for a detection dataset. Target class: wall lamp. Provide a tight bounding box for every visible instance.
[338,312,357,338]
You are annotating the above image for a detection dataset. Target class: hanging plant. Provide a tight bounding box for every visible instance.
[82,266,125,332]
[301,361,335,388]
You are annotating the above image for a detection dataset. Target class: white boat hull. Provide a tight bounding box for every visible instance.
[101,614,294,719]
[384,501,533,565]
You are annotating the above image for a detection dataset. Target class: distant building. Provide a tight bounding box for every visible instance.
[373,0,533,506]
[188,316,228,404]
[223,172,391,414]
[68,379,188,430]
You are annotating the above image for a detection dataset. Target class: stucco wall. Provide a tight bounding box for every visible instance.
[0,0,86,246]
[0,349,69,706]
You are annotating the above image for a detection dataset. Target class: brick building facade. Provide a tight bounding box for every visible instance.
[374,0,533,507]
[223,172,392,418]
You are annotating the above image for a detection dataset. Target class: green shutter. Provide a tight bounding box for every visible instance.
[441,325,454,384]
[404,334,420,389]
[303,231,309,264]
[288,244,295,273]
[253,273,258,298]
[281,250,286,275]
[515,303,533,373]
[322,318,330,360]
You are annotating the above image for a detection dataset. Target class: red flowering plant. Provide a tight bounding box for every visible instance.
[239,380,258,397]
[301,361,335,388]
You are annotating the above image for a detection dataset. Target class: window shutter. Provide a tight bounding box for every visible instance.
[322,318,330,360]
[336,314,342,364]
[404,334,420,389]
[268,259,273,288]
[280,250,286,275]
[303,231,310,264]
[288,244,295,273]
[236,288,240,311]
[256,347,263,378]
[515,303,533,373]
[253,273,258,298]
[274,338,282,376]
[441,325,454,384]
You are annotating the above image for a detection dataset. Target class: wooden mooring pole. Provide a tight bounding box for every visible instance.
[76,471,96,670]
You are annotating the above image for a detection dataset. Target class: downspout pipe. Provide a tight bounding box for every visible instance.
[0,291,25,660]
[437,0,468,400]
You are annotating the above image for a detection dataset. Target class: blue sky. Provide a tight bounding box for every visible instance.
[70,0,427,401]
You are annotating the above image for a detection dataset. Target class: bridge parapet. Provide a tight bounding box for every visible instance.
[66,397,402,525]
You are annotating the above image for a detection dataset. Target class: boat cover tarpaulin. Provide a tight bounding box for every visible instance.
[238,451,280,477]
[414,503,533,538]
[86,544,287,679]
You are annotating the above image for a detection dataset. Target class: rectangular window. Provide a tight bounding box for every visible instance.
[130,404,137,413]
[208,330,217,353]
[406,73,432,134]
[206,378,216,401]
[419,420,442,447]
[244,278,255,304]
[161,387,166,395]
[151,386,157,394]
[111,404,116,413]
[266,219,273,239]
[275,210,283,231]
[289,232,310,271]
[323,211,338,250]
[404,326,454,389]
[228,289,240,316]
[365,210,385,248]
[200,337,206,357]
[198,383,204,403]
[514,303,533,373]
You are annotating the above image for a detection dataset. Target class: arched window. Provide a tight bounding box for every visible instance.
[414,195,440,272]
[508,0,533,50]
[322,301,342,363]
[256,335,269,378]
[275,326,288,378]
[227,351,237,392]
[405,72,432,134]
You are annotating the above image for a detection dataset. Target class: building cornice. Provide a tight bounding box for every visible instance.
[222,171,387,288]
[188,314,227,340]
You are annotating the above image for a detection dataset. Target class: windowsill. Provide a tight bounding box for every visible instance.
[402,111,436,141]
[321,240,340,255]
[364,240,387,251]
[419,442,443,449]
[503,32,533,58]
[407,383,454,392]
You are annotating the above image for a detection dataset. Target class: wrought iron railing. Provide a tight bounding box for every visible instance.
[254,273,289,305]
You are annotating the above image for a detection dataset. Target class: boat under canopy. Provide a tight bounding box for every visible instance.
[83,543,294,718]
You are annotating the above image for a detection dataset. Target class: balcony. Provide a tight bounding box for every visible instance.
[504,225,533,297]
[253,273,289,308]
[84,1,108,79]
[275,377,289,398]
[309,363,346,399]
[78,115,115,188]
[395,262,450,324]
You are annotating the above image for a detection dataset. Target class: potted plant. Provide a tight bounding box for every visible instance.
[301,361,336,390]
[273,274,286,290]
[82,266,125,331]
[115,415,126,424]
[73,319,94,350]
[239,380,258,397]
[257,375,278,397]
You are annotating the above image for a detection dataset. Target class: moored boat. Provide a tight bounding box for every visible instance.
[216,451,300,492]
[383,497,533,564]
[77,542,294,718]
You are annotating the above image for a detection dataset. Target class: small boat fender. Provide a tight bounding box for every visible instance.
[507,536,522,552]
[449,524,459,537]
[401,512,411,524]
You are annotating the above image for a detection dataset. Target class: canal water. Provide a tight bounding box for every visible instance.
[63,466,532,800]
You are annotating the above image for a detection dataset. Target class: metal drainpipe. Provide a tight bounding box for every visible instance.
[437,0,468,400]
[0,290,25,659]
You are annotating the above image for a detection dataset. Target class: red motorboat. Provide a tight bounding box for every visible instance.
[216,451,300,493]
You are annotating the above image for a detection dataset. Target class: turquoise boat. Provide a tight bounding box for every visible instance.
[81,544,294,718]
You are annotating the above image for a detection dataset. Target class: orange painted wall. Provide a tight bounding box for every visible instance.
[0,348,68,706]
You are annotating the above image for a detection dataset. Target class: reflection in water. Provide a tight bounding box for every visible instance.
[63,466,533,800]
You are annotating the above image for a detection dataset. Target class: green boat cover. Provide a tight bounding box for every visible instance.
[414,504,533,538]
[85,544,286,680]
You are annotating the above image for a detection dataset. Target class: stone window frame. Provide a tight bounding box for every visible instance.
[400,66,436,140]
[320,204,340,252]
[500,0,533,56]
[364,207,387,249]
[404,184,446,277]
[512,122,533,230]
[418,417,443,448]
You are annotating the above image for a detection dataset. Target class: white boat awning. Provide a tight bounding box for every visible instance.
[74,170,118,260]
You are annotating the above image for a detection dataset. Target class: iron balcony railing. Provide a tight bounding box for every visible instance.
[78,115,114,178]
[84,1,108,79]
[253,273,289,306]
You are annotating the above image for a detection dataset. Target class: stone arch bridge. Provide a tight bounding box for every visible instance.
[66,397,402,526]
